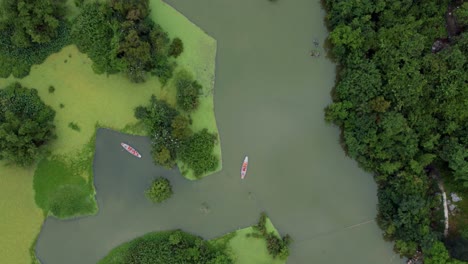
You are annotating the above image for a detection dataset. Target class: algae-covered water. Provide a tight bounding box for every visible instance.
[36,0,404,263]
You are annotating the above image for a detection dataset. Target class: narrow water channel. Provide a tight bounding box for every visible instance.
[36,0,404,263]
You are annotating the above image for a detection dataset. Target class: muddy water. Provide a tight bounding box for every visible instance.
[36,0,403,263]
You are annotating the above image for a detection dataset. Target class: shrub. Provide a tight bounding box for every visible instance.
[136,97,180,168]
[48,85,55,93]
[171,115,192,140]
[178,129,218,177]
[169,37,184,58]
[175,70,202,112]
[145,177,173,203]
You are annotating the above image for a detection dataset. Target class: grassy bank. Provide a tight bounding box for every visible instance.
[0,163,44,264]
[226,218,285,264]
[0,0,220,262]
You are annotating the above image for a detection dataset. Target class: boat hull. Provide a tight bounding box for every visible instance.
[121,143,142,158]
[241,156,248,179]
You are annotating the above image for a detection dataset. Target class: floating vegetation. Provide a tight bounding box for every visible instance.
[68,122,81,132]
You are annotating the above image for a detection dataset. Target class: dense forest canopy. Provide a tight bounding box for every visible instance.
[72,0,178,83]
[0,0,66,47]
[324,0,467,262]
[0,83,56,166]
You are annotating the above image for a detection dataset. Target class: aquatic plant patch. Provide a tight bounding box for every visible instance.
[33,155,96,219]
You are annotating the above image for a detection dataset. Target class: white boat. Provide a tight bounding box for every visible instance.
[241,156,248,179]
[121,142,142,158]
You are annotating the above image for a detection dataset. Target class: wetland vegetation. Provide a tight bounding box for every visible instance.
[0,0,221,262]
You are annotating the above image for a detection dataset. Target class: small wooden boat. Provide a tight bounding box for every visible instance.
[241,156,248,179]
[121,142,142,158]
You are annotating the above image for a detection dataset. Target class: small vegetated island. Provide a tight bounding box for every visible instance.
[324,0,467,263]
[98,213,291,264]
[0,0,290,263]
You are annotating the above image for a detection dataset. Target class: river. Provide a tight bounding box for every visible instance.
[36,0,403,263]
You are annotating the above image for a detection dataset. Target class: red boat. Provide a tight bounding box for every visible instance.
[121,143,142,158]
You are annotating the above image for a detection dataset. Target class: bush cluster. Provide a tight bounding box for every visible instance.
[252,212,291,260]
[145,177,173,203]
[175,70,202,112]
[0,83,56,166]
[99,230,233,264]
[135,96,218,177]
[71,0,182,83]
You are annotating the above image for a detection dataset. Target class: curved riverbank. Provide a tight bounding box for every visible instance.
[36,0,402,263]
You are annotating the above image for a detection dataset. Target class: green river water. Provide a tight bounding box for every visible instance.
[36,0,404,263]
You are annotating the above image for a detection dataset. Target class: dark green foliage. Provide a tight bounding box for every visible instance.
[446,235,468,261]
[175,70,202,112]
[0,83,56,166]
[145,177,172,203]
[0,23,71,78]
[74,0,84,8]
[135,96,179,168]
[134,106,148,120]
[59,103,65,109]
[0,0,67,47]
[48,86,55,93]
[324,0,468,259]
[71,2,114,74]
[179,129,218,178]
[136,96,218,176]
[266,233,290,259]
[255,212,268,235]
[169,37,184,58]
[455,3,468,29]
[251,212,291,260]
[99,230,233,264]
[68,122,81,132]
[171,115,192,140]
[71,0,177,83]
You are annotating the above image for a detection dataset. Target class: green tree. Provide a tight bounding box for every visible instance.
[175,70,202,112]
[179,129,218,178]
[425,241,451,264]
[169,37,184,58]
[0,0,67,47]
[145,177,173,203]
[0,83,56,166]
[171,115,192,140]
